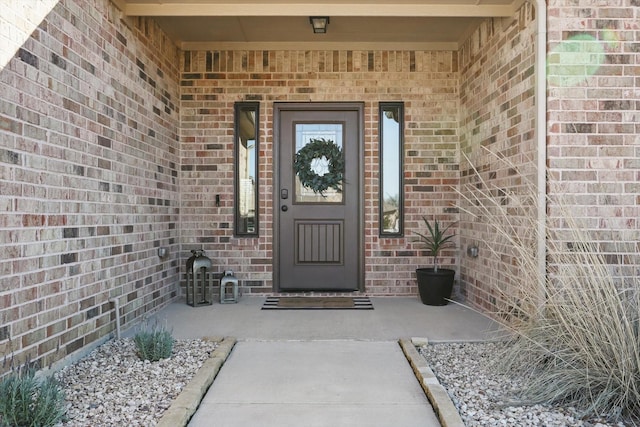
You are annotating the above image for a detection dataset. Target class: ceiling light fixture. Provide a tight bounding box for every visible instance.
[309,16,330,34]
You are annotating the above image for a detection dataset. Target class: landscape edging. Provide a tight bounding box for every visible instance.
[156,336,237,427]
[399,337,465,427]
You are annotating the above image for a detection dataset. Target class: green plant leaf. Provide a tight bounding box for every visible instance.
[413,217,456,271]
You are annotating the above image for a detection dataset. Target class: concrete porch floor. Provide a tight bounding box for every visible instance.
[150,296,503,342]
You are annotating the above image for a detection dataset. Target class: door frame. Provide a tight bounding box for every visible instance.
[272,102,365,293]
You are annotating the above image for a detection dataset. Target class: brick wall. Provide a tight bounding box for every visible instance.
[546,0,640,280]
[0,0,180,373]
[458,4,538,312]
[179,50,460,296]
[459,0,640,315]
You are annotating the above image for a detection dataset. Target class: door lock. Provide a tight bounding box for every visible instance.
[280,189,288,199]
[281,205,288,212]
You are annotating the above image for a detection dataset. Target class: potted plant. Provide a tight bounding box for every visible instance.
[414,217,456,306]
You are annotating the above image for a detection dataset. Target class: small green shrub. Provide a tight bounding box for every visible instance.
[0,367,66,427]
[133,323,174,362]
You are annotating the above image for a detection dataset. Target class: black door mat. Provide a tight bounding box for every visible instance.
[262,296,374,310]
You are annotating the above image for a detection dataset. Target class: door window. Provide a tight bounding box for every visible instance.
[293,123,344,204]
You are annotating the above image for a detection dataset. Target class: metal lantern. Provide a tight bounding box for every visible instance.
[186,249,213,306]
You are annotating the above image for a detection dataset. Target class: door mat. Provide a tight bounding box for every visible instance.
[261,296,373,310]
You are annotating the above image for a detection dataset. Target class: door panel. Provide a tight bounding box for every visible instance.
[296,221,342,264]
[275,104,362,291]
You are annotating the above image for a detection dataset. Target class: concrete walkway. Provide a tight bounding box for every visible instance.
[188,340,440,427]
[151,297,503,427]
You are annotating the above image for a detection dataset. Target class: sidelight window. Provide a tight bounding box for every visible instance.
[379,102,404,236]
[234,102,259,236]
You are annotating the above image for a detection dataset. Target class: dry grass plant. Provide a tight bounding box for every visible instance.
[458,151,640,422]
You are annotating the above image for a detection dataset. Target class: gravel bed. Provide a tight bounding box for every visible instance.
[418,342,630,427]
[54,338,217,427]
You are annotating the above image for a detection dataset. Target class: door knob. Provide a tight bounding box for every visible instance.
[281,205,288,212]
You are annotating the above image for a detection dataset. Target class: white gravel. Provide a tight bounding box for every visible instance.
[418,342,630,427]
[50,338,632,426]
[54,338,217,427]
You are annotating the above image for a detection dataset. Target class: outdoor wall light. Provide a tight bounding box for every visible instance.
[467,245,479,258]
[158,247,168,258]
[309,16,330,34]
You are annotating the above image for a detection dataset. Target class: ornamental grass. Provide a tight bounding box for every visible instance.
[458,151,640,422]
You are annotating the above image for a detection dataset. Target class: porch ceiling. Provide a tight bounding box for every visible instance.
[116,0,525,50]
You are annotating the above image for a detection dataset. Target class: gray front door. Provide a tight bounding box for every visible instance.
[274,103,363,292]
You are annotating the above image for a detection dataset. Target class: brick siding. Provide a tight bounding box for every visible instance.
[546,0,640,282]
[458,4,537,312]
[0,0,180,374]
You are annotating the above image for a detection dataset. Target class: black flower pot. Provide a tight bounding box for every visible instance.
[416,268,455,306]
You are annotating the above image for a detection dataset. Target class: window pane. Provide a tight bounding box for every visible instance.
[380,103,404,236]
[235,102,259,235]
[294,123,344,204]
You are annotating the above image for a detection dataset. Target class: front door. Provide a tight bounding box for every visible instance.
[274,103,363,292]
